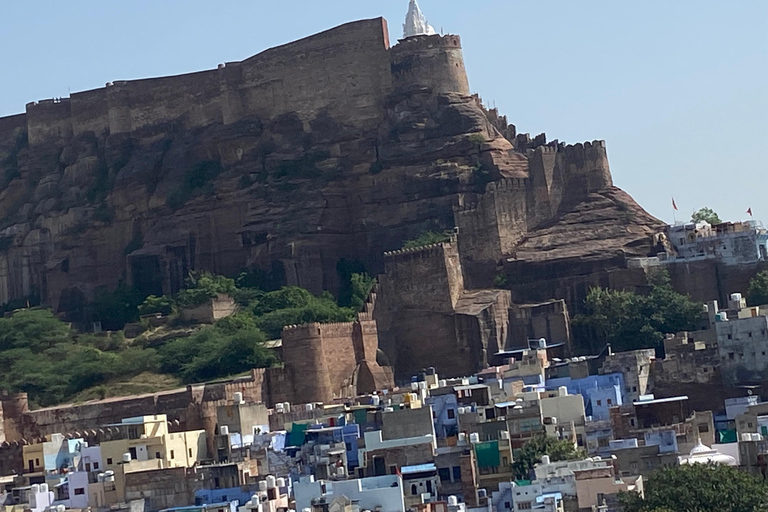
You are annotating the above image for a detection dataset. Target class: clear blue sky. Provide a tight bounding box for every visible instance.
[1,1,766,223]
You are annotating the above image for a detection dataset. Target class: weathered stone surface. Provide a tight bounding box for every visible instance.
[0,18,664,326]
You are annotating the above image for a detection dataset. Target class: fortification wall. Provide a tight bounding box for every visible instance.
[455,178,528,264]
[390,34,470,95]
[558,140,612,198]
[380,241,464,313]
[16,18,393,145]
[281,324,334,404]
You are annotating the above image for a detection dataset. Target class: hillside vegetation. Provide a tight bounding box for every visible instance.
[0,271,374,408]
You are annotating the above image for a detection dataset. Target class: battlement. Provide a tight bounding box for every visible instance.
[7,18,393,146]
[383,237,458,262]
[390,33,462,53]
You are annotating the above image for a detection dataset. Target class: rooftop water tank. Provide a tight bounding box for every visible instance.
[259,480,268,492]
[541,455,551,465]
[448,496,458,506]
[122,453,132,463]
[469,433,480,443]
[266,475,277,489]
[276,478,286,488]
[220,426,229,436]
[234,392,244,404]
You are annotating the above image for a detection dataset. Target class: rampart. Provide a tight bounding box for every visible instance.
[380,239,464,313]
[454,178,528,264]
[390,34,470,95]
[10,18,395,145]
[280,313,393,405]
[3,18,477,148]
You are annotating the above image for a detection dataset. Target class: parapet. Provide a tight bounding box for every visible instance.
[390,33,463,52]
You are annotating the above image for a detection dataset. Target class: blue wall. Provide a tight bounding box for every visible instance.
[546,373,625,421]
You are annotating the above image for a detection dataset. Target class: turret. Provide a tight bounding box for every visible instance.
[390,34,470,96]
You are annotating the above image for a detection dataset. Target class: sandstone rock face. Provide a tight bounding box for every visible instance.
[0,18,662,327]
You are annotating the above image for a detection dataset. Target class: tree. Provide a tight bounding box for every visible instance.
[747,270,768,307]
[619,463,768,512]
[572,269,702,353]
[691,207,722,225]
[512,434,583,480]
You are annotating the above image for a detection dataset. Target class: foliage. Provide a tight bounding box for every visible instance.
[176,272,237,307]
[159,323,275,383]
[0,309,161,406]
[336,259,374,310]
[747,270,768,307]
[512,434,583,480]
[691,207,722,225]
[572,269,702,354]
[494,272,508,288]
[249,287,355,339]
[93,283,144,331]
[619,463,768,512]
[138,295,175,316]
[403,230,453,250]
[467,133,486,145]
[0,265,370,405]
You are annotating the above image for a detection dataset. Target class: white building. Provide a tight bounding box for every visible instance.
[677,439,737,466]
[293,475,406,512]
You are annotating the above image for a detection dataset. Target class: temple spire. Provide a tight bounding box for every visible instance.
[403,0,436,38]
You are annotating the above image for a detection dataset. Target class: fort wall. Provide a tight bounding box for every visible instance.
[380,240,464,313]
[390,34,470,95]
[13,18,395,145]
[454,178,528,264]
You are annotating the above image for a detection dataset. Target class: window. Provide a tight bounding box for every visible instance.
[453,466,462,481]
[502,456,508,467]
[729,352,735,360]
[447,409,456,419]
[728,334,733,340]
[74,488,85,496]
[426,480,433,494]
[155,452,161,459]
[389,465,398,475]
[596,400,602,406]
[438,468,451,482]
[412,484,418,496]
[505,503,511,510]
[518,502,532,510]
[85,463,91,472]
[107,458,113,465]
[345,442,352,451]
[93,462,99,470]
[189,448,193,458]
[170,450,175,460]
[129,447,137,460]
[35,459,40,467]
[698,424,709,433]
[607,399,613,405]
[632,386,637,392]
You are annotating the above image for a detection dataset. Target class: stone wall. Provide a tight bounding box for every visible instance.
[20,18,394,145]
[280,307,394,405]
[390,34,470,96]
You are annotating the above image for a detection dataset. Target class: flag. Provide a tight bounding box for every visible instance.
[748,207,753,217]
[672,198,678,211]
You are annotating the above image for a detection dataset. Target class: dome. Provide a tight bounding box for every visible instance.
[679,438,737,466]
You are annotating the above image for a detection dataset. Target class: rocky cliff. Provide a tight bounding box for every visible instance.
[0,18,663,319]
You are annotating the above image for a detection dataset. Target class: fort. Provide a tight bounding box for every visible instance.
[0,11,750,412]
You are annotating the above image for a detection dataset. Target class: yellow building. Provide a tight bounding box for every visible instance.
[100,415,207,502]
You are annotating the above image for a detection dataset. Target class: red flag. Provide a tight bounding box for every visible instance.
[672,198,678,211]
[748,207,753,217]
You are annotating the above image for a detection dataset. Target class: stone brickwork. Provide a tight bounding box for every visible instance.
[280,299,394,404]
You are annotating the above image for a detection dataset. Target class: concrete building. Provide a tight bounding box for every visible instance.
[666,220,768,265]
[545,373,625,422]
[600,350,654,403]
[293,474,406,512]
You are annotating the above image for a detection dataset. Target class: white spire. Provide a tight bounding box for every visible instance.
[403,0,436,38]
